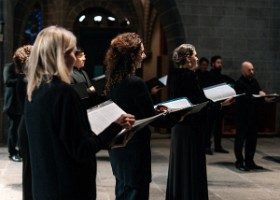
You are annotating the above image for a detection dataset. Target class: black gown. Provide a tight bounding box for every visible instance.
[166,68,209,200]
[24,77,122,200]
[107,75,179,200]
[16,74,33,200]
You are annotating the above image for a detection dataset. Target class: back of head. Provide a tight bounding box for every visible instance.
[13,45,32,74]
[104,32,143,91]
[27,25,77,101]
[172,44,195,67]
[199,57,209,65]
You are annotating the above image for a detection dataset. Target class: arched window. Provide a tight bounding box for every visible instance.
[23,2,42,44]
[74,7,130,31]
[73,7,131,80]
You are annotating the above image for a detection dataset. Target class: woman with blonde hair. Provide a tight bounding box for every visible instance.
[24,26,135,200]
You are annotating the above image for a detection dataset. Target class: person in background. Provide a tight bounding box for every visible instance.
[14,44,33,200]
[207,55,235,154]
[196,57,210,88]
[24,26,135,200]
[234,61,266,171]
[166,44,233,200]
[3,61,22,162]
[104,32,180,200]
[196,57,213,155]
[71,48,106,108]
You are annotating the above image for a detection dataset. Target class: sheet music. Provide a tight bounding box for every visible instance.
[87,100,126,135]
[155,97,208,114]
[155,97,192,110]
[203,83,237,102]
[158,75,168,86]
[252,93,280,98]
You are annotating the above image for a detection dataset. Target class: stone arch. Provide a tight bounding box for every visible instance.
[151,0,186,56]
[64,0,140,33]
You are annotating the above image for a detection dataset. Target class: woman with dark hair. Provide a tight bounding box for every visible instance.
[166,44,233,200]
[105,32,179,200]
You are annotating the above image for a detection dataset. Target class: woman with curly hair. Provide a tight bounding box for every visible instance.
[105,32,179,200]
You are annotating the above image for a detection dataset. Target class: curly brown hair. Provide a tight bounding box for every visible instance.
[13,45,32,74]
[104,32,143,92]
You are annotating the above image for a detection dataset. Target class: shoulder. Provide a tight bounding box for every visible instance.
[53,80,77,96]
[125,76,149,93]
[126,76,145,86]
[128,75,142,83]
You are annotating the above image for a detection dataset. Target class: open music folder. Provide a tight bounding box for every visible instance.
[154,97,208,114]
[87,100,165,147]
[252,93,280,102]
[146,75,168,89]
[203,83,244,102]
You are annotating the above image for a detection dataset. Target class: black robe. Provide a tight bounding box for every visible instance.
[166,68,209,200]
[71,67,106,108]
[24,77,122,200]
[107,75,178,189]
[234,75,264,163]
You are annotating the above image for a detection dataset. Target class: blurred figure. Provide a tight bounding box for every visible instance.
[234,61,265,171]
[207,55,235,154]
[14,45,33,200]
[196,57,212,155]
[3,61,22,162]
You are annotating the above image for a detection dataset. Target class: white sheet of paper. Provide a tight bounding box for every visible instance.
[158,75,168,86]
[157,97,192,110]
[87,101,126,135]
[203,83,236,102]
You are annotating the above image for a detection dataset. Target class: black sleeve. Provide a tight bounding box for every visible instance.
[57,87,122,162]
[3,64,18,87]
[131,79,180,128]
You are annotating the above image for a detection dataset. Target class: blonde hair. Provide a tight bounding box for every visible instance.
[26,26,76,101]
[172,44,195,67]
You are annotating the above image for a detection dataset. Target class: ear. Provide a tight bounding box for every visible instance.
[186,56,191,63]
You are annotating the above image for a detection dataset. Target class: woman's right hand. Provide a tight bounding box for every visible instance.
[115,114,135,130]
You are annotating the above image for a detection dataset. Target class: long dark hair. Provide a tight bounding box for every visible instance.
[104,32,142,92]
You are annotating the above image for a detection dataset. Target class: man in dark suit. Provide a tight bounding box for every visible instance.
[71,48,105,108]
[234,61,265,171]
[3,62,22,162]
[207,55,235,154]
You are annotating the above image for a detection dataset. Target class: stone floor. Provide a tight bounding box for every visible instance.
[1,133,280,200]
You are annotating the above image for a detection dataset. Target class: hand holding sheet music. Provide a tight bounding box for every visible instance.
[203,83,244,102]
[252,93,280,102]
[87,100,165,147]
[146,75,168,89]
[154,97,208,115]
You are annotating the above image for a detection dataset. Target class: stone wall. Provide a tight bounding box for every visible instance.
[174,0,280,133]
